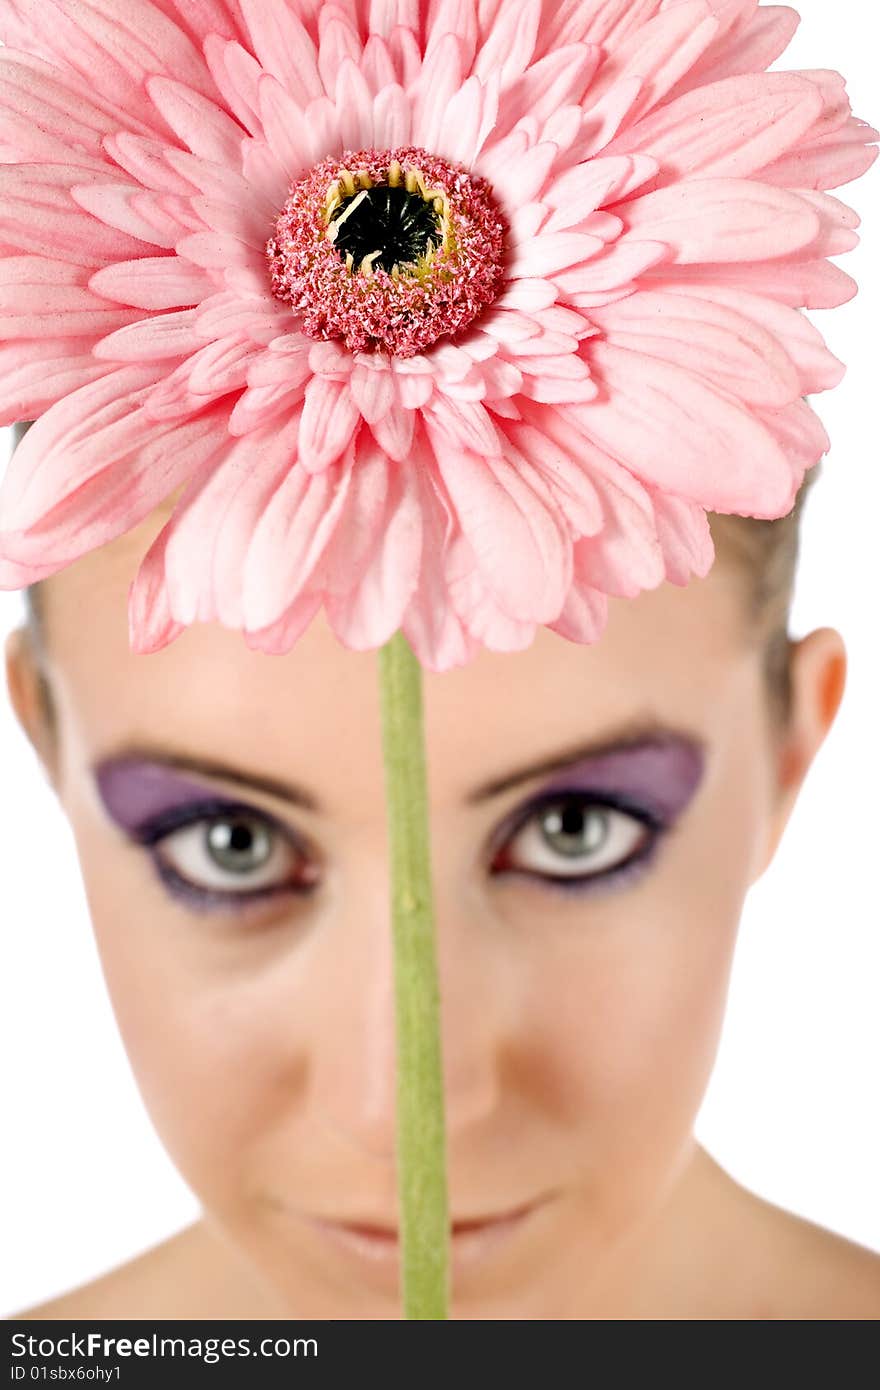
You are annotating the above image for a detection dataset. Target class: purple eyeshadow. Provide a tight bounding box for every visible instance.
[526,734,706,826]
[93,757,246,836]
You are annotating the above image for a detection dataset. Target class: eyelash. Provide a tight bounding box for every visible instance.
[488,790,667,897]
[133,797,316,915]
[133,789,668,915]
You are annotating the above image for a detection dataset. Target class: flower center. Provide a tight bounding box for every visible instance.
[326,169,445,276]
[266,145,508,358]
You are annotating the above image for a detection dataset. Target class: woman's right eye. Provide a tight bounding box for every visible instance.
[489,792,660,889]
[142,805,320,909]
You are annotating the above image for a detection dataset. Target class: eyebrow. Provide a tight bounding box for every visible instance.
[95,715,702,817]
[93,743,321,813]
[463,716,705,804]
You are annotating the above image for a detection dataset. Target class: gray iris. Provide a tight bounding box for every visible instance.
[206,818,273,874]
[540,801,609,858]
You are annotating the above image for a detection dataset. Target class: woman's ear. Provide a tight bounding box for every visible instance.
[752,626,847,880]
[4,625,61,791]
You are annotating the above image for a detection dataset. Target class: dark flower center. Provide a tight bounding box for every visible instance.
[328,183,442,276]
[266,145,509,358]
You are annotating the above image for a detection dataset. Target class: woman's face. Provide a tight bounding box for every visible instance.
[12,510,789,1318]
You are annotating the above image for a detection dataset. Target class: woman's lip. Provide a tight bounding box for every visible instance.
[298,1196,553,1268]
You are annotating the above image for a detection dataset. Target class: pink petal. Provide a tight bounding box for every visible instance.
[567,447,665,598]
[146,77,246,166]
[360,33,398,96]
[102,132,196,195]
[575,341,796,516]
[642,256,857,309]
[1,379,229,564]
[175,230,262,272]
[161,148,276,221]
[510,230,605,278]
[436,74,497,167]
[317,7,364,96]
[675,4,802,95]
[298,375,362,474]
[505,417,603,537]
[349,359,395,425]
[499,43,600,134]
[618,178,820,263]
[542,156,653,233]
[546,581,608,645]
[128,524,187,655]
[608,73,823,184]
[333,57,375,152]
[369,403,416,462]
[589,288,800,406]
[473,0,540,90]
[586,2,721,128]
[237,0,323,103]
[91,311,205,364]
[535,0,663,55]
[443,531,537,652]
[657,282,846,395]
[203,36,263,138]
[70,182,180,250]
[424,0,478,71]
[0,363,157,525]
[430,440,572,623]
[552,239,667,298]
[757,121,879,192]
[411,31,463,152]
[242,443,356,629]
[317,430,389,598]
[795,188,861,257]
[0,164,155,267]
[0,254,141,337]
[0,50,125,171]
[570,76,643,161]
[242,589,323,655]
[161,415,299,627]
[648,490,715,587]
[0,339,112,427]
[754,398,829,482]
[495,278,558,312]
[423,394,501,456]
[89,256,212,310]
[371,82,412,147]
[2,0,213,126]
[324,459,423,651]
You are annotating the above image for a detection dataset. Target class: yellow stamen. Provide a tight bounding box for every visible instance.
[388,159,402,186]
[361,249,382,276]
[327,187,369,242]
[339,167,356,195]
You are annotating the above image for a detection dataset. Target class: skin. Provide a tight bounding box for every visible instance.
[4,498,880,1321]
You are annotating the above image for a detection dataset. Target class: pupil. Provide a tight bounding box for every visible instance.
[207,818,270,873]
[329,184,442,272]
[542,801,608,858]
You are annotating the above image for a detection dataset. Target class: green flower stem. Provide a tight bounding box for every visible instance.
[378,628,449,1320]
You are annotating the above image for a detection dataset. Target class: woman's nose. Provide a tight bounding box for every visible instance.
[307,865,504,1160]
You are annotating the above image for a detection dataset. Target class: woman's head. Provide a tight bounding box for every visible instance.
[4,427,845,1317]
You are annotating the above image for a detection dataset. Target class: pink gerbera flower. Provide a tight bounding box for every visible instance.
[0,0,875,669]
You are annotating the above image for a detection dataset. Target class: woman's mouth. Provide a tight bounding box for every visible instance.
[296,1195,553,1272]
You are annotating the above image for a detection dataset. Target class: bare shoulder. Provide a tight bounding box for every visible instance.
[702,1153,880,1320]
[753,1200,880,1319]
[7,1221,276,1321]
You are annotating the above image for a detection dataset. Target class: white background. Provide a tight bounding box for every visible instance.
[1,0,878,1317]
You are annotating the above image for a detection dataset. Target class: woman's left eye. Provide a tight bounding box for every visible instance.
[150,809,318,904]
[489,793,660,888]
